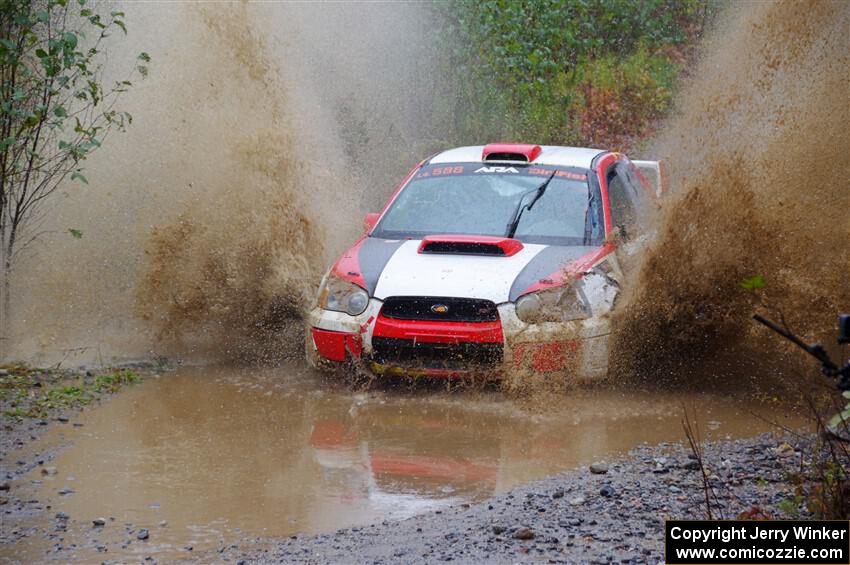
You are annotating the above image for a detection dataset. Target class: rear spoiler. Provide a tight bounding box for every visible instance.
[632,160,666,198]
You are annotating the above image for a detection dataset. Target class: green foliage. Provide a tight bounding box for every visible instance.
[0,1,143,164]
[0,366,141,419]
[827,390,850,438]
[42,385,91,407]
[0,0,148,318]
[740,275,766,291]
[784,459,850,520]
[2,406,29,418]
[92,369,139,393]
[777,495,802,519]
[2,382,92,417]
[68,228,82,239]
[434,0,713,148]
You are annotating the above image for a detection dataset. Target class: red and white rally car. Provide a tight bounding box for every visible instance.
[307,144,661,379]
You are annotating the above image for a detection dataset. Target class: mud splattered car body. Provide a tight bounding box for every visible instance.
[307,144,659,379]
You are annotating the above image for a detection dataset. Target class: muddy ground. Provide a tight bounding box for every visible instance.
[0,364,164,549]
[0,364,163,461]
[213,433,814,565]
[0,364,821,564]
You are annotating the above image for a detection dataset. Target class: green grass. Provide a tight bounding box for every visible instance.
[1,368,142,420]
[3,406,30,418]
[92,369,140,393]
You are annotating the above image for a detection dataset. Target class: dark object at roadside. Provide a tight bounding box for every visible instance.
[754,314,850,389]
[599,485,615,497]
[138,528,150,540]
[590,462,609,474]
[839,315,850,345]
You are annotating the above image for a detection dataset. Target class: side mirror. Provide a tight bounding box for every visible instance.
[364,212,380,233]
[631,160,665,199]
[839,314,849,344]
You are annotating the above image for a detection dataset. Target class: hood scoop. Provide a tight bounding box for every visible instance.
[482,143,542,163]
[418,235,524,257]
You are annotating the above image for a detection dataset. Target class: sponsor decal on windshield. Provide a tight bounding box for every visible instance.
[474,166,519,173]
[527,167,587,180]
[415,166,466,179]
[415,163,587,180]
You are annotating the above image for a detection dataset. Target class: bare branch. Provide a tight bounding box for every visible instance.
[0,0,146,331]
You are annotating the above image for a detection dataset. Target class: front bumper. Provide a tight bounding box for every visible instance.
[306,299,611,379]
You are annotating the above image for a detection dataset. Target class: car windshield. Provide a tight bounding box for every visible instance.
[371,163,604,246]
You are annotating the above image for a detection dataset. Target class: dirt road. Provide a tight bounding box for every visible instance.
[0,365,807,563]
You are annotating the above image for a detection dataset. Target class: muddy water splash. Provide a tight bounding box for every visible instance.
[136,3,439,363]
[134,7,330,363]
[6,3,437,365]
[612,0,850,385]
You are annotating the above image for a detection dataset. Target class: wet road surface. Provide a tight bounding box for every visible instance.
[2,365,806,562]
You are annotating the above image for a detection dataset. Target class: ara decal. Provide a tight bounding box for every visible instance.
[474,166,519,174]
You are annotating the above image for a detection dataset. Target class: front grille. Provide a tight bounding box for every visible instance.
[371,337,503,369]
[380,296,499,322]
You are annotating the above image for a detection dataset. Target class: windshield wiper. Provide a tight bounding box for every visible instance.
[505,170,557,238]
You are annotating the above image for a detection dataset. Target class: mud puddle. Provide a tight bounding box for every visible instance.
[2,366,806,562]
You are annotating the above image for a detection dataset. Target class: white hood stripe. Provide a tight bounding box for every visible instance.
[373,240,546,303]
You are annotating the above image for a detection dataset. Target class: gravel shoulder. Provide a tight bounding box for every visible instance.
[0,362,166,548]
[218,432,816,565]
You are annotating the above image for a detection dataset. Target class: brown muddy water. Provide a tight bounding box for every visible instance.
[3,365,806,563]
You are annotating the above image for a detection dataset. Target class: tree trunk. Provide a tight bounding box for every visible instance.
[0,254,9,360]
[0,222,15,360]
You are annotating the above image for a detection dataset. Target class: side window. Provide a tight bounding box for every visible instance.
[585,177,605,245]
[606,165,641,241]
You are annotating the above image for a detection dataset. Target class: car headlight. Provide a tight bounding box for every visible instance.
[514,270,619,324]
[515,283,591,324]
[317,273,369,316]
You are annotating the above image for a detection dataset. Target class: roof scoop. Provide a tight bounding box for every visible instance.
[418,235,524,257]
[482,143,542,163]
